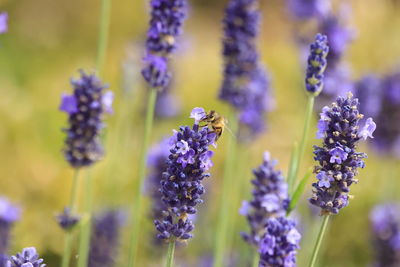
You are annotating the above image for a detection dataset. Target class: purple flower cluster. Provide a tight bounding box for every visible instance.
[154,108,216,241]
[240,152,290,246]
[0,12,8,34]
[219,0,272,139]
[258,217,301,267]
[355,70,400,157]
[310,93,376,214]
[6,247,45,267]
[56,207,80,231]
[370,203,400,267]
[88,210,125,267]
[287,0,331,20]
[60,70,113,168]
[305,33,329,96]
[0,197,20,265]
[141,0,187,89]
[155,88,180,118]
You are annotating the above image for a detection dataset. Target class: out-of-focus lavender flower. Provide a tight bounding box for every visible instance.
[305,33,329,96]
[219,0,272,139]
[287,0,331,20]
[240,152,290,246]
[370,203,400,267]
[141,0,187,89]
[56,207,80,231]
[60,70,113,168]
[88,210,125,267]
[0,197,20,264]
[0,13,8,34]
[310,93,375,214]
[154,108,216,242]
[258,217,301,267]
[155,86,180,118]
[7,247,45,267]
[323,63,354,97]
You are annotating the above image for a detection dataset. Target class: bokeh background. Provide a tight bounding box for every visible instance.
[1,0,400,266]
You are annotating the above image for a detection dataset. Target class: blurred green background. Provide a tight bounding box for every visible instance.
[1,0,400,266]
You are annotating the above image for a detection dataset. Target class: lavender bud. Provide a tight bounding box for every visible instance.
[0,197,20,261]
[88,210,125,267]
[240,152,289,246]
[59,70,113,168]
[287,0,331,20]
[258,217,301,267]
[0,12,7,34]
[7,247,45,267]
[370,203,400,267]
[142,0,187,90]
[219,0,273,139]
[56,207,80,231]
[154,108,217,242]
[305,33,329,96]
[310,93,376,214]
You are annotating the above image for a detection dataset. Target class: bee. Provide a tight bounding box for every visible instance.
[199,110,227,141]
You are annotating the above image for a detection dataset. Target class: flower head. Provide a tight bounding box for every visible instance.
[240,152,290,246]
[88,210,125,267]
[305,33,329,96]
[370,203,400,267]
[154,108,217,241]
[0,197,20,257]
[7,247,45,267]
[287,0,331,20]
[310,93,375,214]
[60,70,112,168]
[56,207,80,231]
[219,0,273,140]
[258,217,301,267]
[142,0,187,90]
[0,13,8,34]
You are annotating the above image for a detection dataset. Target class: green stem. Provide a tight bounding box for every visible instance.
[213,110,238,267]
[251,249,259,267]
[308,215,330,267]
[96,0,111,75]
[165,241,176,267]
[61,170,80,267]
[77,170,93,267]
[289,95,315,194]
[127,88,158,267]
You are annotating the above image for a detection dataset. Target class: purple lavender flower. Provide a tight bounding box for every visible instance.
[88,210,125,267]
[287,0,331,20]
[310,93,375,214]
[0,13,8,34]
[258,217,301,267]
[219,0,272,139]
[240,152,290,246]
[7,247,45,267]
[370,203,400,267]
[0,197,20,263]
[305,33,329,96]
[155,86,180,118]
[141,0,187,89]
[354,74,382,119]
[154,108,216,241]
[56,207,80,231]
[60,70,113,168]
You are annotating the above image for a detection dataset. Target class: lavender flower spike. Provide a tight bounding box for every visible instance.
[240,152,289,246]
[0,13,8,34]
[60,70,113,168]
[0,197,20,266]
[88,210,125,267]
[258,217,301,267]
[141,0,187,89]
[56,207,80,231]
[219,0,272,139]
[310,93,376,214]
[370,203,400,267]
[7,247,45,267]
[154,108,217,241]
[305,33,329,96]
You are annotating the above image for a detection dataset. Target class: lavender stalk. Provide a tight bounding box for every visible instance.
[128,1,187,265]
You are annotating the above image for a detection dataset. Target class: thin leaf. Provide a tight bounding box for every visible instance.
[286,142,299,195]
[287,168,313,215]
